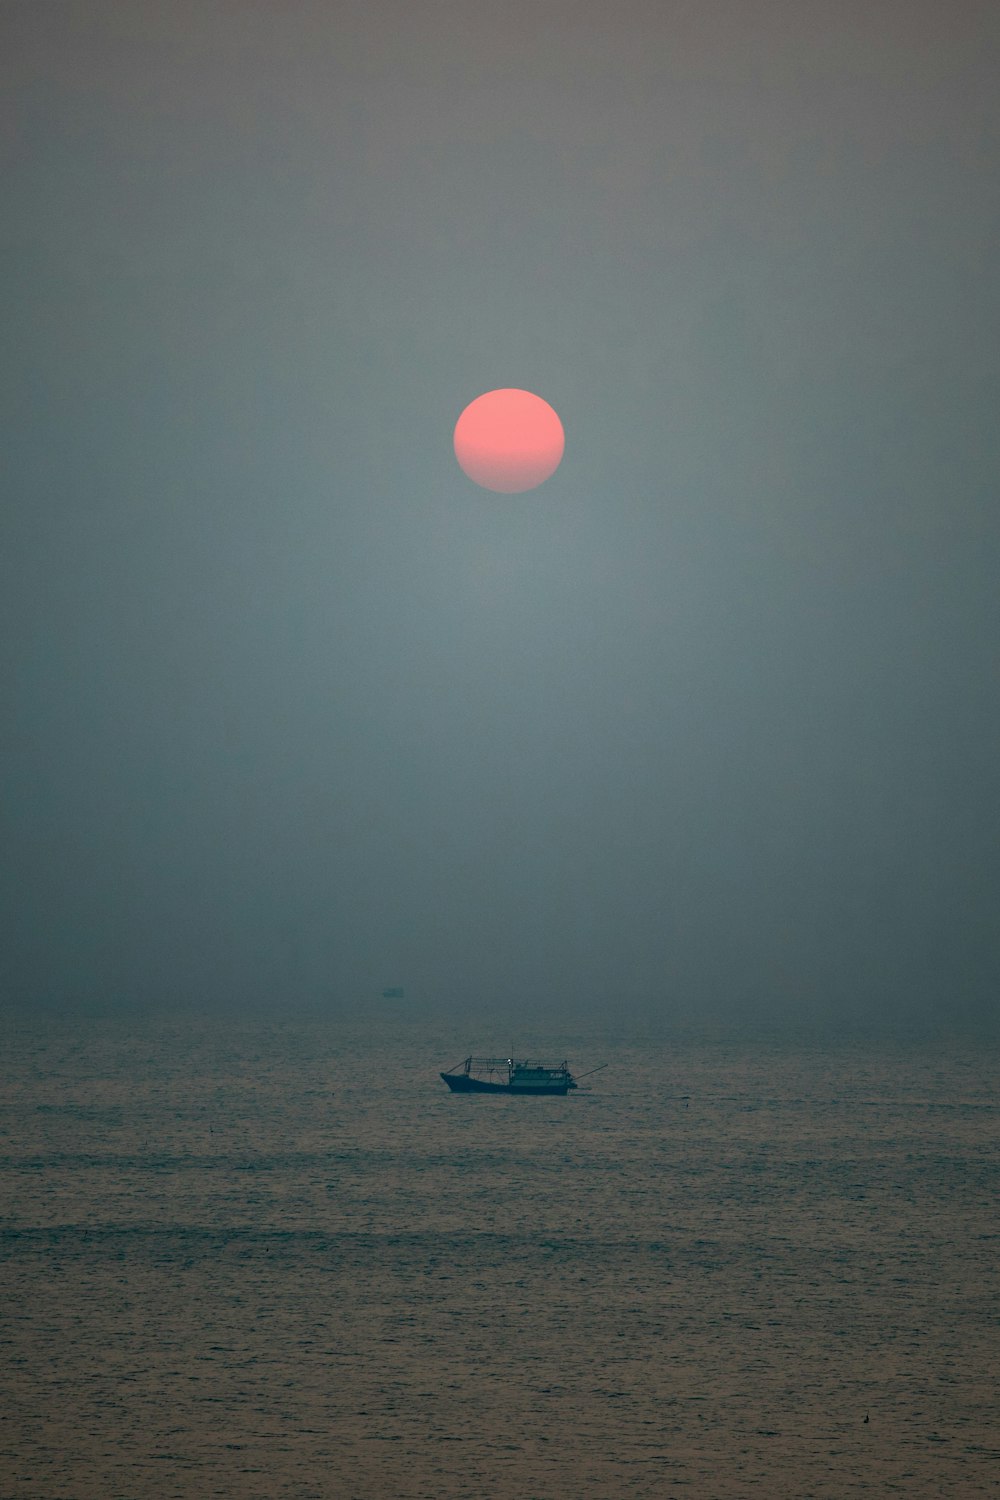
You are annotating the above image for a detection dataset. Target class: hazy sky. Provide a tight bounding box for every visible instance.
[3,1,998,1027]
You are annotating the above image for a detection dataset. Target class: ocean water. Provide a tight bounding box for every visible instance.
[1,1016,998,1498]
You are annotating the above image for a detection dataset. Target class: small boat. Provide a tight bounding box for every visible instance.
[440,1054,578,1095]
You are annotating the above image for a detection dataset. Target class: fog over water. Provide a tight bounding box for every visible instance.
[2,2,999,1030]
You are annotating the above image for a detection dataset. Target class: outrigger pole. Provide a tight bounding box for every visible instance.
[574,1063,608,1081]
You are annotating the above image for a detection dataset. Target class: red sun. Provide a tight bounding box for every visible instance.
[453,388,565,493]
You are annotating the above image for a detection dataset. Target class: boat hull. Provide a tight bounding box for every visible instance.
[441,1072,573,1095]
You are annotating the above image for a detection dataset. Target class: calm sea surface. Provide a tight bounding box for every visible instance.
[1,1016,998,1498]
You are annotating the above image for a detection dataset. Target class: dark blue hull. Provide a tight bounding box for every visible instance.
[440,1071,573,1095]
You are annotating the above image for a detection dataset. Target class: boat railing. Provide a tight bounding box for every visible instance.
[443,1055,577,1080]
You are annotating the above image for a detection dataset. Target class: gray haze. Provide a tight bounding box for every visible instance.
[2,1,998,1028]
